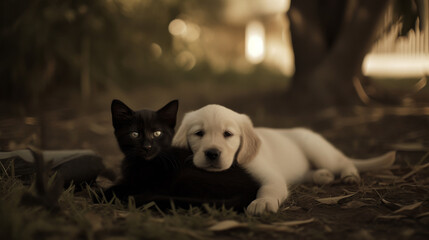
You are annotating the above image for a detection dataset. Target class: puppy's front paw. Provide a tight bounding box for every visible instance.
[341,174,360,184]
[341,167,360,184]
[246,198,279,215]
[313,169,335,185]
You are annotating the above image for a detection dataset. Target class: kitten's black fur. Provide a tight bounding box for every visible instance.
[104,99,259,211]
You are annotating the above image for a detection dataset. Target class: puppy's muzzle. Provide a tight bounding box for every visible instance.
[204,148,221,162]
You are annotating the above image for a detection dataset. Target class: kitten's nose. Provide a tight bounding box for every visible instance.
[143,143,152,151]
[205,148,220,161]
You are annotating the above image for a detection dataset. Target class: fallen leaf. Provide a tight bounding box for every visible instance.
[352,229,375,240]
[393,202,422,214]
[323,224,332,232]
[113,210,130,219]
[254,224,295,233]
[380,198,401,211]
[281,206,301,211]
[401,163,429,180]
[208,220,301,233]
[342,200,369,209]
[390,143,429,151]
[315,193,356,204]
[150,217,165,223]
[373,174,399,180]
[401,163,429,179]
[416,212,429,218]
[376,215,407,220]
[208,220,247,231]
[273,218,314,226]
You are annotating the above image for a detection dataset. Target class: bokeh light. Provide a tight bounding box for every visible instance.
[150,43,162,59]
[245,20,265,64]
[175,51,196,70]
[168,19,187,36]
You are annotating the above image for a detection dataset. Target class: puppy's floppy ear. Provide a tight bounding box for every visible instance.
[236,114,261,165]
[172,112,193,148]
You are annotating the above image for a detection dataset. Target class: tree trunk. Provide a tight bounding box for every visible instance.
[287,0,390,109]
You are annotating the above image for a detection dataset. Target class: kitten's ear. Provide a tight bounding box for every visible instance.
[111,99,134,128]
[157,100,179,128]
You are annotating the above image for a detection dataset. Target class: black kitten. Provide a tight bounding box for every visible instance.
[104,100,259,211]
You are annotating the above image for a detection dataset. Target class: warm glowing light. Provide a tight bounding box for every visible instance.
[168,19,187,36]
[224,0,290,24]
[182,22,200,42]
[168,19,200,42]
[175,51,196,70]
[245,21,265,64]
[150,43,162,58]
[362,54,429,78]
[265,39,294,76]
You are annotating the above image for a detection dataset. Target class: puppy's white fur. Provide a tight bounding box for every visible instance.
[173,105,396,215]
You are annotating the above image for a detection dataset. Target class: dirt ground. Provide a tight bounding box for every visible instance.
[1,83,429,239]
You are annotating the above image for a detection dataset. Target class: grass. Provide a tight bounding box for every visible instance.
[1,149,429,240]
[1,78,428,239]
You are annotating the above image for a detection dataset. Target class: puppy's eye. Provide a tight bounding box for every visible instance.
[130,131,139,138]
[195,130,205,137]
[223,131,233,138]
[153,130,162,138]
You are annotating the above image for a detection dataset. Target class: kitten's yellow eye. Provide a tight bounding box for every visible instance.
[130,132,139,138]
[153,130,162,138]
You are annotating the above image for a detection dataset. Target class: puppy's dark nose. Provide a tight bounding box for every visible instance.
[205,148,221,161]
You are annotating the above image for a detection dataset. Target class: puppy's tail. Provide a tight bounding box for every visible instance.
[351,151,396,172]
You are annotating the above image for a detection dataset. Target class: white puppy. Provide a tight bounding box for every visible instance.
[172,104,395,215]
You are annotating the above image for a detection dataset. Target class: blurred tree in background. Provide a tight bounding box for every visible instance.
[287,0,427,108]
[1,0,426,113]
[0,0,183,108]
[2,0,281,113]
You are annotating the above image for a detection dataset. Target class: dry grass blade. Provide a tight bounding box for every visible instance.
[280,206,302,211]
[254,223,295,233]
[368,170,399,181]
[20,146,63,211]
[315,193,356,205]
[167,227,205,240]
[273,218,315,226]
[416,212,429,218]
[149,217,165,223]
[28,146,47,195]
[341,200,369,209]
[401,162,429,180]
[376,215,407,220]
[380,198,401,211]
[393,202,422,214]
[208,220,247,231]
[389,143,429,151]
[114,210,130,220]
[0,161,8,177]
[209,219,309,233]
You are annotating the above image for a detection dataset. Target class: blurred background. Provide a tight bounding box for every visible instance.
[1,0,429,168]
